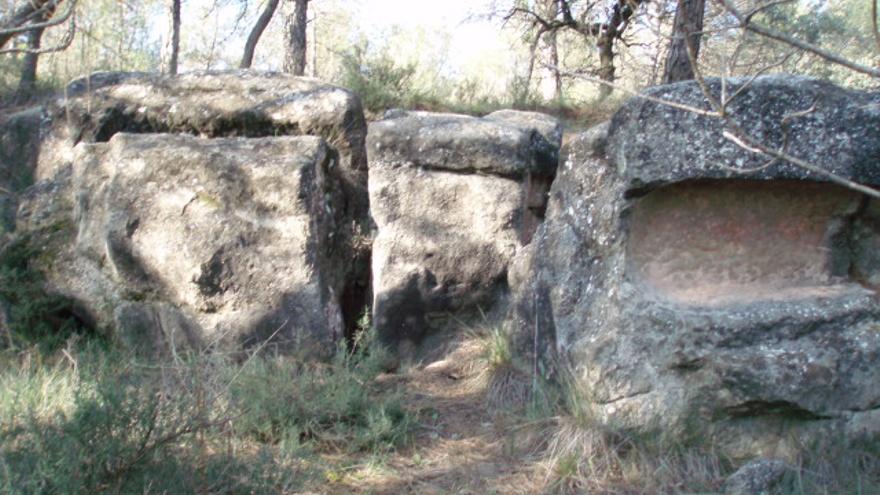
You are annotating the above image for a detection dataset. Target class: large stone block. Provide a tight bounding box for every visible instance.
[368,111,561,349]
[19,133,351,356]
[4,71,374,349]
[508,75,880,457]
[0,107,42,233]
[38,71,367,186]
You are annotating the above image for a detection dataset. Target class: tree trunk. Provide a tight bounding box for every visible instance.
[525,33,541,92]
[240,0,280,69]
[161,0,181,75]
[15,2,56,101]
[283,0,308,75]
[0,0,56,49]
[545,0,562,100]
[593,0,644,100]
[597,36,615,100]
[548,30,562,100]
[663,0,706,83]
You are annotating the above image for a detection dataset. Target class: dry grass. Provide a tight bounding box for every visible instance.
[542,419,728,494]
[4,328,880,494]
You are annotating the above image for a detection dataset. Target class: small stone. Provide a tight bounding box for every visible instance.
[724,458,794,495]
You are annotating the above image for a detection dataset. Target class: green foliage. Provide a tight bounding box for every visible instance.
[0,329,411,493]
[229,329,411,453]
[338,42,439,114]
[0,343,303,494]
[479,326,513,372]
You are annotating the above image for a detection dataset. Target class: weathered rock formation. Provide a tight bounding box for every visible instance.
[4,71,371,355]
[38,71,367,187]
[508,75,880,457]
[0,107,42,233]
[368,110,561,349]
[18,132,351,356]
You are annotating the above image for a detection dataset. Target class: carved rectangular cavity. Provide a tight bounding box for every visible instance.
[627,180,870,306]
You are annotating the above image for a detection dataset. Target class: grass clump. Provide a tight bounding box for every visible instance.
[0,329,412,494]
[467,328,731,493]
[471,325,533,414]
[530,367,880,494]
[229,330,411,454]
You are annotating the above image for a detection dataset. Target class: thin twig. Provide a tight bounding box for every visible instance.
[0,8,75,55]
[717,0,880,78]
[566,69,880,200]
[683,31,880,200]
[560,70,718,116]
[223,318,289,389]
[0,0,75,37]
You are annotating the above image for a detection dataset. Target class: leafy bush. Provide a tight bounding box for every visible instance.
[0,344,302,494]
[339,44,426,114]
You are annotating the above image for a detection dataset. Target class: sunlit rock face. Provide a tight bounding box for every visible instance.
[18,134,350,356]
[37,71,367,190]
[7,71,372,356]
[508,75,880,457]
[45,70,372,297]
[367,110,562,352]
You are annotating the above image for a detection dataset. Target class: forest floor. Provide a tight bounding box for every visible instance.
[320,336,546,495]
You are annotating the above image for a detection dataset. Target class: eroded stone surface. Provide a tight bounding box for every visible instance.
[608,74,880,189]
[39,71,367,180]
[12,71,374,346]
[723,458,794,495]
[627,180,862,306]
[368,111,561,349]
[507,76,880,457]
[36,72,370,269]
[18,133,351,356]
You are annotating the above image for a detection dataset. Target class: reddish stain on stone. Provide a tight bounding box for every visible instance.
[626,180,865,306]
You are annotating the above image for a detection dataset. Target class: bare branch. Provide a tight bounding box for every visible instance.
[0,0,75,47]
[0,6,75,55]
[684,30,880,199]
[744,0,797,18]
[566,69,880,200]
[721,128,880,199]
[562,70,719,115]
[722,51,795,109]
[717,0,880,78]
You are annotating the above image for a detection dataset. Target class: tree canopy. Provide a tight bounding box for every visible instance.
[0,0,876,108]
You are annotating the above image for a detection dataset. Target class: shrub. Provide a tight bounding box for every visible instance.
[0,329,411,493]
[338,44,430,114]
[0,343,304,494]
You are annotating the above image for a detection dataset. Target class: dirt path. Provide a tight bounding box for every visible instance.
[326,338,546,495]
